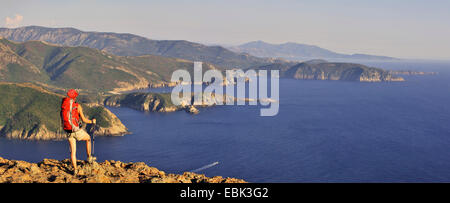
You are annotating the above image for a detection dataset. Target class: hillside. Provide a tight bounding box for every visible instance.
[0,26,272,69]
[0,157,246,183]
[255,61,404,82]
[0,38,217,92]
[0,83,128,140]
[0,35,403,93]
[230,41,397,61]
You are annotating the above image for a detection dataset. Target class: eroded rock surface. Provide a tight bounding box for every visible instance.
[0,157,246,183]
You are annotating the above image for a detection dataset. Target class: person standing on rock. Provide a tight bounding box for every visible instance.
[61,89,96,175]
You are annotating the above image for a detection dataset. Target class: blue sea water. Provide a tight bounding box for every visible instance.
[1,61,450,182]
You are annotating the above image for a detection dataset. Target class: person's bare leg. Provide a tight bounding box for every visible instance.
[68,138,77,170]
[78,132,92,161]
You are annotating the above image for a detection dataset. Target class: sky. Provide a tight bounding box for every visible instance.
[1,0,450,60]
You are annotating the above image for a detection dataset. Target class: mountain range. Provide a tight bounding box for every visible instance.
[228,41,397,61]
[0,26,274,69]
[0,36,403,96]
[0,26,399,69]
[0,37,219,92]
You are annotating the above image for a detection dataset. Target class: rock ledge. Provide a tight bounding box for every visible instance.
[0,157,246,183]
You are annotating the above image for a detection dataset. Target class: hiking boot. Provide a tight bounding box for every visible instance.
[87,156,97,164]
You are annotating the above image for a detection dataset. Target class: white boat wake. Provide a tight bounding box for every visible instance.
[191,161,220,173]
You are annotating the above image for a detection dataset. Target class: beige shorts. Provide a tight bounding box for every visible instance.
[67,129,90,141]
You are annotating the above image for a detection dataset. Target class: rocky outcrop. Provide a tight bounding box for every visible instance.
[105,92,199,114]
[149,82,178,88]
[86,107,129,137]
[259,62,405,82]
[291,64,404,82]
[104,92,177,113]
[104,92,265,115]
[0,157,246,183]
[184,105,200,114]
[2,125,65,140]
[359,70,405,82]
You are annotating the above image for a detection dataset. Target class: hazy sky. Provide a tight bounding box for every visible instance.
[1,0,450,59]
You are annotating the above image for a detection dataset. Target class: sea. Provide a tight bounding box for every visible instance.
[1,60,450,182]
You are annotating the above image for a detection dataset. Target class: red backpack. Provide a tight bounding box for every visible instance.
[61,97,81,132]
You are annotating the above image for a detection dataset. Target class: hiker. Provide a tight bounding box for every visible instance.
[60,89,96,175]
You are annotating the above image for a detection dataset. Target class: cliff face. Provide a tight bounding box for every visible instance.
[3,125,64,140]
[104,92,177,113]
[0,157,246,183]
[85,107,129,137]
[104,92,202,114]
[289,63,404,82]
[259,62,405,82]
[103,92,255,115]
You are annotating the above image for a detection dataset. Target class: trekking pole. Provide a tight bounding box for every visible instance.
[92,120,96,158]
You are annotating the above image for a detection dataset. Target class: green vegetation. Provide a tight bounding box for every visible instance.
[82,105,111,128]
[0,83,62,133]
[0,38,217,92]
[0,83,115,137]
[256,62,404,82]
[4,63,49,83]
[104,92,175,112]
[0,26,272,69]
[1,37,401,96]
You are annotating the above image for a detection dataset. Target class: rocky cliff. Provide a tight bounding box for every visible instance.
[85,106,129,137]
[104,92,178,113]
[104,92,259,115]
[258,61,405,82]
[288,63,405,82]
[0,157,246,183]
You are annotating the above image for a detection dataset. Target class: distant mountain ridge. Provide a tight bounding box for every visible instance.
[0,26,273,69]
[0,38,218,92]
[229,41,397,61]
